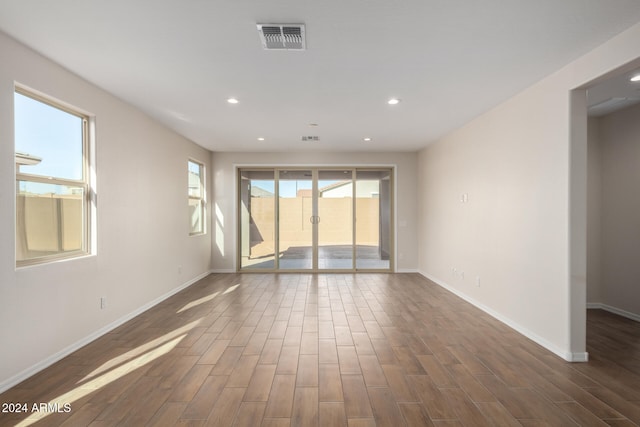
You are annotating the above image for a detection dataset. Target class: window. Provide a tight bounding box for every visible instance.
[188,160,206,235]
[15,88,92,265]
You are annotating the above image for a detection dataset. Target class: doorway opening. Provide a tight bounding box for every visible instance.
[237,167,393,272]
[583,61,640,365]
[569,56,640,362]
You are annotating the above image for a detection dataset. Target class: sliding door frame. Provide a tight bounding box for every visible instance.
[236,165,395,273]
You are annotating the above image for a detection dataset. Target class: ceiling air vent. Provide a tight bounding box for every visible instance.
[257,24,306,50]
[301,136,319,142]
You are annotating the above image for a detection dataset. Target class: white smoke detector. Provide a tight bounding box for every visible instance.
[257,24,306,50]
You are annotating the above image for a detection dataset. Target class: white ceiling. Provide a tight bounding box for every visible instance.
[2,1,640,152]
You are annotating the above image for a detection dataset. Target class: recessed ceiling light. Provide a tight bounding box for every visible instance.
[363,137,372,142]
[630,74,640,82]
[227,98,239,104]
[387,98,400,105]
[257,137,265,141]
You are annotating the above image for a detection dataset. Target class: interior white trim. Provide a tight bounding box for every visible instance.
[0,271,210,394]
[419,271,587,362]
[587,302,640,323]
[569,352,590,362]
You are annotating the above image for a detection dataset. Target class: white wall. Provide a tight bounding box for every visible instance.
[417,22,640,361]
[210,152,418,272]
[595,103,640,318]
[0,32,212,391]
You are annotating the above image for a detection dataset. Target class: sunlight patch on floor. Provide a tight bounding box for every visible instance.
[223,284,239,294]
[78,319,202,383]
[15,334,187,426]
[177,292,220,313]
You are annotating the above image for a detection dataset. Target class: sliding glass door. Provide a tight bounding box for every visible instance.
[318,170,354,270]
[239,170,276,269]
[355,170,392,269]
[278,170,313,270]
[238,167,393,272]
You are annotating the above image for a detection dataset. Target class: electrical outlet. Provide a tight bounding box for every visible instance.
[178,265,182,275]
[100,297,107,309]
[476,276,481,287]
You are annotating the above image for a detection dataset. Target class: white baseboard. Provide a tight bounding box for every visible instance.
[418,270,586,363]
[569,352,589,362]
[587,302,640,323]
[0,271,210,394]
[211,269,420,274]
[211,269,421,274]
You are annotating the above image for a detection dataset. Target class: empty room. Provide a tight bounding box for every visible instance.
[2,1,640,426]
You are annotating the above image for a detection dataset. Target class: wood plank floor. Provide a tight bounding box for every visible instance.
[1,273,639,426]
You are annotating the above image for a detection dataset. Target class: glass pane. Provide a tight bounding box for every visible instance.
[189,198,203,234]
[318,169,353,270]
[278,170,313,270]
[188,161,203,198]
[15,92,84,181]
[240,170,276,269]
[16,181,85,261]
[355,170,391,269]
